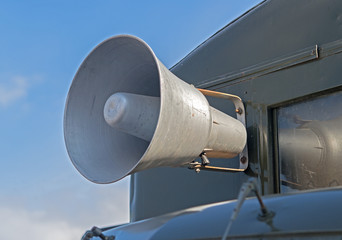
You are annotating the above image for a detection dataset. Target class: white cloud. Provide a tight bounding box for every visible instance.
[94,184,130,226]
[0,179,130,240]
[0,76,29,107]
[0,206,84,240]
[40,183,130,228]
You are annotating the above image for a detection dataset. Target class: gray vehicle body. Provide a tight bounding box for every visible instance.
[87,0,342,239]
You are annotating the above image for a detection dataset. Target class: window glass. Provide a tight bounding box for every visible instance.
[277,91,342,193]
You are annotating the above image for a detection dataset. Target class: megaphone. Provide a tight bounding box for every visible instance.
[64,35,247,184]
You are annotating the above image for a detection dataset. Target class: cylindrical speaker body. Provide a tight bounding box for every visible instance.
[64,35,246,184]
[205,107,247,158]
[133,61,212,172]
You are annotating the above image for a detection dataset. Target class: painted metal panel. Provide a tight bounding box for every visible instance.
[131,0,342,221]
[107,188,342,239]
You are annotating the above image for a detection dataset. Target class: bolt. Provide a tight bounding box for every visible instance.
[240,156,247,164]
[236,107,243,114]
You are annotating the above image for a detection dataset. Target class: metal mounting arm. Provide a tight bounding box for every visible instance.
[188,89,248,173]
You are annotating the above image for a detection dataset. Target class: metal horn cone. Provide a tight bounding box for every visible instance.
[64,35,213,183]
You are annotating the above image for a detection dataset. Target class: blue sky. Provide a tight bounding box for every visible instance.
[0,1,261,239]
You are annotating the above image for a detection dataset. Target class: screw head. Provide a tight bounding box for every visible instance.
[235,107,243,114]
[240,156,247,164]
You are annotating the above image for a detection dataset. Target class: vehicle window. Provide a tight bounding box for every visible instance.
[277,90,342,193]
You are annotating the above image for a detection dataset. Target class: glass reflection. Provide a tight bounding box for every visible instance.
[277,91,342,193]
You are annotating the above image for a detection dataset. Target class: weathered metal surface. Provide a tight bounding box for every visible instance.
[131,0,342,221]
[195,37,342,89]
[196,45,319,89]
[198,89,248,170]
[64,35,213,183]
[104,187,342,239]
[65,35,247,184]
[319,38,342,59]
